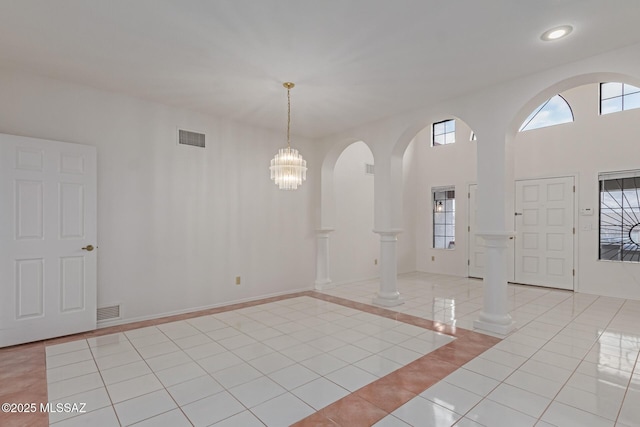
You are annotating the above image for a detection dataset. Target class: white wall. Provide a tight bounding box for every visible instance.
[411,83,640,299]
[398,139,417,274]
[330,141,378,284]
[329,140,418,286]
[0,70,317,324]
[514,83,640,299]
[414,119,476,276]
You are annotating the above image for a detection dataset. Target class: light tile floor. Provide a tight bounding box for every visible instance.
[321,273,640,427]
[44,295,458,426]
[1,272,639,426]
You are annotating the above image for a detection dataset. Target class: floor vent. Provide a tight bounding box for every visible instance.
[97,305,121,321]
[178,129,206,148]
[365,163,375,175]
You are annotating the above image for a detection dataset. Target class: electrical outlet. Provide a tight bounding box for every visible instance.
[431,256,435,261]
[235,276,241,285]
[374,259,378,265]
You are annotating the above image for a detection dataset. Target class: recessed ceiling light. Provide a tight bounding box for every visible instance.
[541,25,573,41]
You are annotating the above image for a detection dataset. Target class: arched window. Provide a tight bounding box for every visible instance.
[519,94,574,132]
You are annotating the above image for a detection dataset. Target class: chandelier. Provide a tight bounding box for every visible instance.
[270,82,307,190]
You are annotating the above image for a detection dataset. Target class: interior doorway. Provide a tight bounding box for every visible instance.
[0,134,97,347]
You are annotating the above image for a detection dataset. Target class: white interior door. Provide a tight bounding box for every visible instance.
[514,177,574,290]
[0,134,97,347]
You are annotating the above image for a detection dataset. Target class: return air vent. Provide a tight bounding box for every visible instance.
[97,305,121,321]
[365,163,375,175]
[178,129,205,148]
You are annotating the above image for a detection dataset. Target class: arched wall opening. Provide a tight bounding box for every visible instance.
[395,115,478,277]
[506,73,640,299]
[329,141,378,284]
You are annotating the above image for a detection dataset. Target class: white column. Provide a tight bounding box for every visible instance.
[314,228,334,290]
[372,229,404,307]
[473,232,515,334]
[473,124,516,335]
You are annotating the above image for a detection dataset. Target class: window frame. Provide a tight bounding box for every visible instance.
[599,82,640,115]
[518,94,574,132]
[432,119,456,147]
[432,186,456,250]
[598,170,640,262]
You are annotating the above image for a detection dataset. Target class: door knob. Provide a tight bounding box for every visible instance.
[82,245,94,252]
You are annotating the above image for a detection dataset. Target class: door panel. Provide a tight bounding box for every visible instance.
[1,133,97,347]
[514,177,574,290]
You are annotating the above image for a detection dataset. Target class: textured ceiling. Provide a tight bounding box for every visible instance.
[1,0,639,138]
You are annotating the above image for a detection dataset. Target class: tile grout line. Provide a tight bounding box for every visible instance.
[292,292,500,426]
[514,294,624,425]
[612,299,640,427]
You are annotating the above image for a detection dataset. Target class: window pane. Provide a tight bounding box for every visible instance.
[433,122,445,135]
[445,132,455,144]
[623,92,640,111]
[623,83,640,96]
[445,119,455,133]
[520,95,572,131]
[433,134,445,146]
[433,186,455,249]
[599,175,640,262]
[601,97,622,115]
[601,82,623,99]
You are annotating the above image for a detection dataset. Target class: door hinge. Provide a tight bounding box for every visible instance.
[468,259,470,266]
[573,185,575,193]
[468,226,471,232]
[573,269,575,276]
[468,192,470,199]
[573,227,575,234]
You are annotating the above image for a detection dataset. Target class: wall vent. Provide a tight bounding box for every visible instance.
[178,129,206,148]
[97,305,121,321]
[365,163,375,175]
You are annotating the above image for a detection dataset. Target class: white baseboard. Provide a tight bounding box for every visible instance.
[97,285,313,329]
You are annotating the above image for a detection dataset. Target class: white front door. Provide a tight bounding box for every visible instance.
[0,134,97,347]
[514,176,574,290]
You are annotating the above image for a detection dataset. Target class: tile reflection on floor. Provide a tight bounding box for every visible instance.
[45,295,461,426]
[321,273,640,427]
[2,272,639,426]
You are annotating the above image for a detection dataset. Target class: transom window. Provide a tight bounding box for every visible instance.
[433,187,455,249]
[600,82,640,115]
[519,94,573,132]
[432,119,455,146]
[599,171,640,262]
